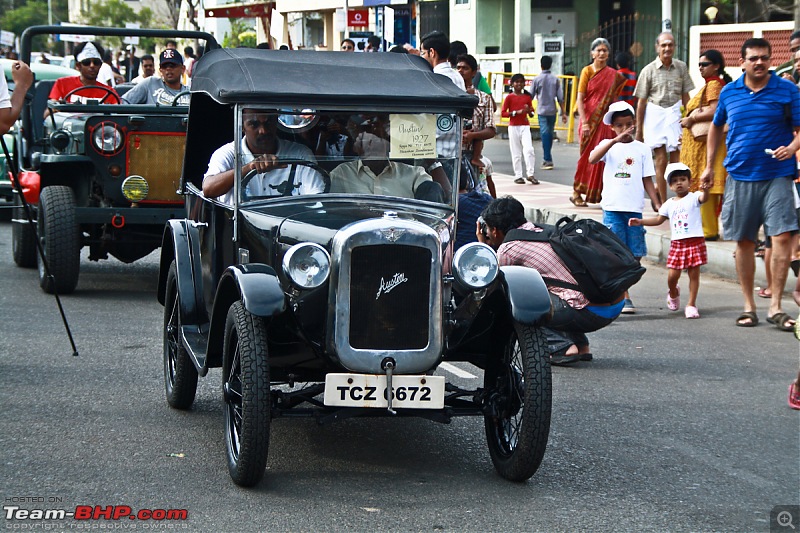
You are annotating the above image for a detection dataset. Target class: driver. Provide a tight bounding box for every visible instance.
[47,41,120,114]
[203,109,327,204]
[122,49,190,105]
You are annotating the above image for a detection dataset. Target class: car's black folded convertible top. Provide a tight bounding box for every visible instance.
[190,47,478,113]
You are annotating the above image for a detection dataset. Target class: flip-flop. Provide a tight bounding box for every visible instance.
[735,311,758,327]
[579,352,593,362]
[569,195,587,207]
[757,288,771,299]
[767,312,795,331]
[789,382,800,410]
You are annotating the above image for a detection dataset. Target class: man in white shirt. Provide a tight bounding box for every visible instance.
[123,49,189,105]
[420,31,466,91]
[130,55,155,84]
[203,109,326,204]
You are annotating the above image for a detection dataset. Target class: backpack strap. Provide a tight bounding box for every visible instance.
[502,227,581,292]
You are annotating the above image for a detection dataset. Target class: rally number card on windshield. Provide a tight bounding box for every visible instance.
[389,114,437,159]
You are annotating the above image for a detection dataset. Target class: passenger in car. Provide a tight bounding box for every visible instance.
[202,109,327,204]
[47,41,120,114]
[122,49,189,105]
[330,125,444,202]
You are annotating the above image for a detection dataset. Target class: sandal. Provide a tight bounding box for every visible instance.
[767,312,795,332]
[667,287,680,311]
[569,195,587,207]
[735,311,758,327]
[514,177,526,184]
[789,382,800,410]
[757,287,772,299]
[684,305,700,319]
[527,176,539,185]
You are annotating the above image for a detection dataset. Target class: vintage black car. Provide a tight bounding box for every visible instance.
[12,26,217,294]
[157,48,554,487]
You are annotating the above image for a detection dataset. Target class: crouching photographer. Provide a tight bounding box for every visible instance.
[476,196,626,365]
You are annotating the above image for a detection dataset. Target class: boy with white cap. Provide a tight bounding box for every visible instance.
[48,41,120,110]
[589,100,661,313]
[629,163,709,318]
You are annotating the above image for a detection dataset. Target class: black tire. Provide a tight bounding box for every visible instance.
[12,203,37,268]
[222,301,270,487]
[484,322,552,482]
[37,186,80,294]
[163,261,198,409]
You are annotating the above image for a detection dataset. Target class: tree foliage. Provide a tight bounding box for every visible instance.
[222,19,255,48]
[83,0,157,51]
[0,0,69,52]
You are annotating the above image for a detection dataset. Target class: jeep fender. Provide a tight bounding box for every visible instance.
[205,264,286,368]
[157,220,206,325]
[499,265,553,325]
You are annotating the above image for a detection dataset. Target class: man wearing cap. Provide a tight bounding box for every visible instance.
[633,32,694,205]
[122,49,189,105]
[48,41,121,109]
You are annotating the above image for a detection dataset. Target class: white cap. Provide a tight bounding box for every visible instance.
[665,162,691,183]
[602,100,635,125]
[76,42,101,62]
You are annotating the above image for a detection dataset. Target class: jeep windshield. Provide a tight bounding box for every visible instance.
[226,109,462,209]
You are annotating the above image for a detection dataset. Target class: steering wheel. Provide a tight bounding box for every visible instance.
[168,90,192,107]
[61,85,121,104]
[241,159,331,200]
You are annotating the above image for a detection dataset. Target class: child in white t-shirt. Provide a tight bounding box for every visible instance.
[589,100,661,314]
[629,163,709,318]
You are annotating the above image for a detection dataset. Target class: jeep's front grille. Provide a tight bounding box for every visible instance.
[126,133,184,203]
[349,244,431,350]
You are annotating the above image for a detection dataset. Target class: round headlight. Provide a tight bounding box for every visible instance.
[121,175,149,202]
[92,123,123,154]
[453,242,499,290]
[50,130,71,152]
[282,243,330,289]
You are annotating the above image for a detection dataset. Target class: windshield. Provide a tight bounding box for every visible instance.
[232,109,462,209]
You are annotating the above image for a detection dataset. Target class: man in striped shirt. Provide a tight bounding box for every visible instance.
[702,37,800,330]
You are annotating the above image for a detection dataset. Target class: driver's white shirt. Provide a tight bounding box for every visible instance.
[204,137,325,204]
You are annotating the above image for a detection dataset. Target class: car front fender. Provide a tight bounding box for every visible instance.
[156,220,206,325]
[205,264,287,368]
[499,265,553,325]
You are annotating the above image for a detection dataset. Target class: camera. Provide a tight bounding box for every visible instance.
[477,216,489,238]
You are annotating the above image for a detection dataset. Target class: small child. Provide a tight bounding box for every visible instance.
[629,163,709,318]
[588,100,661,314]
[501,73,538,185]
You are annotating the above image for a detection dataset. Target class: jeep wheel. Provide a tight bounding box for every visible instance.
[484,322,551,482]
[222,301,270,487]
[163,261,198,409]
[37,186,80,294]
[12,203,37,268]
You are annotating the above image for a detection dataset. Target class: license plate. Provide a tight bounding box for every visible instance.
[323,374,445,409]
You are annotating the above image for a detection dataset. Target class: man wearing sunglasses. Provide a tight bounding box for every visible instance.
[122,49,189,106]
[701,37,800,330]
[48,41,120,109]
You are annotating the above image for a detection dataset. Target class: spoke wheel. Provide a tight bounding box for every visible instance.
[484,322,551,482]
[37,186,80,294]
[12,201,37,268]
[163,261,198,409]
[223,301,270,487]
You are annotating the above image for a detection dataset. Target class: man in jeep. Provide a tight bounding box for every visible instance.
[202,109,326,204]
[47,41,120,112]
[122,49,189,105]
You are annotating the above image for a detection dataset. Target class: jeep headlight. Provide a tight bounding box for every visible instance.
[453,242,498,290]
[91,123,123,154]
[282,243,330,289]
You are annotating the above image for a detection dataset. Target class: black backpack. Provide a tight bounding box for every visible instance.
[504,217,646,304]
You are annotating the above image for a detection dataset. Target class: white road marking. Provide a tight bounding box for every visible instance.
[439,362,477,379]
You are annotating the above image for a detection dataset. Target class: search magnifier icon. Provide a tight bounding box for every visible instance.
[778,511,796,529]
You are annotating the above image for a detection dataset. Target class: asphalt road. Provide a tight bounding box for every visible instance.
[0,217,798,532]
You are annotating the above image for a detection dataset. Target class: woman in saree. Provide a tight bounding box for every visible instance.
[679,49,731,240]
[570,38,626,206]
